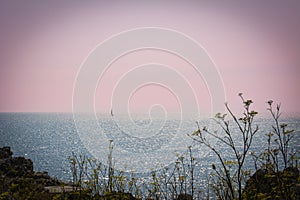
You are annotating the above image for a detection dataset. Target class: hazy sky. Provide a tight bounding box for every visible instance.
[0,0,299,115]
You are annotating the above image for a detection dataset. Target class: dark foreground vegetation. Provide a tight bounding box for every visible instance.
[1,95,299,199]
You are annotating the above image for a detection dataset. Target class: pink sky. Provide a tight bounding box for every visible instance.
[0,1,299,115]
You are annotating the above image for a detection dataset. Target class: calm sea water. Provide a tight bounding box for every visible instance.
[0,113,299,182]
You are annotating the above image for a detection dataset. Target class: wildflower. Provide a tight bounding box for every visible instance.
[280,123,287,128]
[249,110,258,116]
[267,100,273,106]
[192,130,200,136]
[265,132,274,137]
[212,163,216,170]
[244,99,253,106]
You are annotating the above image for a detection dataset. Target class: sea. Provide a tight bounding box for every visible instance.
[0,113,299,185]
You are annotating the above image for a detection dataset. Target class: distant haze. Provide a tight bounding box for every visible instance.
[0,1,299,116]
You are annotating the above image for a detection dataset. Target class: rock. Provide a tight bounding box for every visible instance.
[0,146,65,199]
[44,185,75,193]
[0,155,33,177]
[34,171,51,179]
[0,146,13,159]
[243,167,300,199]
[176,193,193,200]
[100,191,138,199]
[0,146,33,177]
